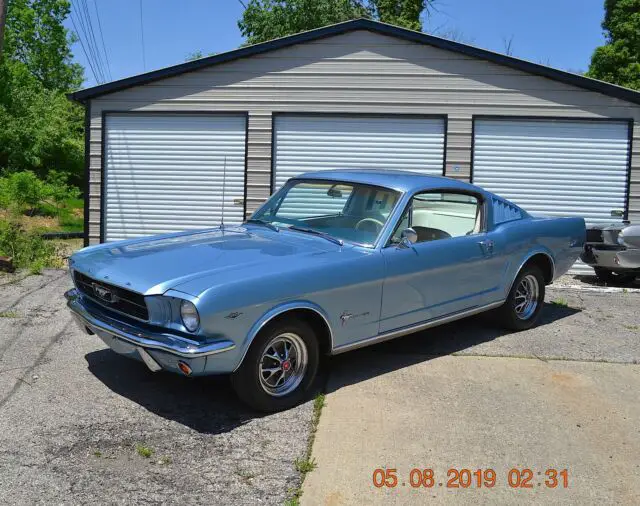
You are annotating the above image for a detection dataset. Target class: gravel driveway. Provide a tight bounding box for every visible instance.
[0,270,638,505]
[0,270,313,505]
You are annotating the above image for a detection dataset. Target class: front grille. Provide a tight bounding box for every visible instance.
[74,271,149,321]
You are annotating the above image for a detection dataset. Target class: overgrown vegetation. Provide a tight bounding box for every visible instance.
[0,170,83,272]
[0,1,85,273]
[0,220,57,273]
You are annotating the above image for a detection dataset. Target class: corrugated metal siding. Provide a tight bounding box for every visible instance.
[273,115,445,190]
[103,114,246,241]
[86,30,640,246]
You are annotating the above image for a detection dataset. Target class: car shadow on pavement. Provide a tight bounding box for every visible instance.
[85,303,578,425]
[325,302,581,392]
[85,349,262,434]
[572,274,640,288]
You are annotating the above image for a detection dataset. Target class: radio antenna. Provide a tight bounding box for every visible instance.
[221,156,227,231]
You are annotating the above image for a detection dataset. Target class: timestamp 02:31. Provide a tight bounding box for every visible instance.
[372,468,569,490]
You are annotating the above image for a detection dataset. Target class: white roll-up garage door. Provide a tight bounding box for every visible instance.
[473,118,631,273]
[273,115,445,190]
[104,114,246,242]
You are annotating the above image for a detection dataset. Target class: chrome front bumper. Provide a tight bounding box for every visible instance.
[65,289,235,375]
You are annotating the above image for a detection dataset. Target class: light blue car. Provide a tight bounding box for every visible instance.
[66,169,585,411]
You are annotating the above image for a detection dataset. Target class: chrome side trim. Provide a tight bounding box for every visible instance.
[331,300,505,354]
[66,289,235,358]
[233,302,334,372]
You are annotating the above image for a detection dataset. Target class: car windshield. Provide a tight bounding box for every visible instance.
[251,180,401,247]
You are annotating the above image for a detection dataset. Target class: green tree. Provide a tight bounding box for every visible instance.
[238,0,427,45]
[3,0,82,91]
[587,0,640,90]
[0,0,84,186]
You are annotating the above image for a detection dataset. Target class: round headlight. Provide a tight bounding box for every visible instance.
[180,300,200,332]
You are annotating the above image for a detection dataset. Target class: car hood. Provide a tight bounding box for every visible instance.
[70,226,356,296]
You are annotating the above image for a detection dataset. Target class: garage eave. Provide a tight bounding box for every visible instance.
[67,18,640,106]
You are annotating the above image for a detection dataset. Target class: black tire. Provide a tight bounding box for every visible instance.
[496,264,546,331]
[231,318,319,412]
[594,267,637,286]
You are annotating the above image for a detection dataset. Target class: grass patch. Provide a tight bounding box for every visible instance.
[93,450,102,458]
[0,310,18,318]
[550,298,569,307]
[624,325,639,331]
[285,393,326,506]
[135,444,154,458]
[157,456,172,465]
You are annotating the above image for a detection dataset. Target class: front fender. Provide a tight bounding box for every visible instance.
[233,300,334,372]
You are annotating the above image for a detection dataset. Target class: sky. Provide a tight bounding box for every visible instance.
[65,0,607,89]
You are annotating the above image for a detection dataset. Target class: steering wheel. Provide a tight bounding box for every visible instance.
[355,217,385,234]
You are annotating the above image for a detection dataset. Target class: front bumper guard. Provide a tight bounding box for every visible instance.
[65,289,236,359]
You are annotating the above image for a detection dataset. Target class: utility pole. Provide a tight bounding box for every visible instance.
[0,0,7,57]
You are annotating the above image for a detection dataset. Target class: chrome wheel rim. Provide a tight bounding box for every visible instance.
[514,274,540,320]
[258,333,308,397]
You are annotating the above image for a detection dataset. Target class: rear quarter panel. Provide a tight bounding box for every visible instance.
[493,216,586,298]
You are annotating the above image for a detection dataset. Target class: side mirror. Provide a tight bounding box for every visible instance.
[398,228,418,248]
[327,184,343,198]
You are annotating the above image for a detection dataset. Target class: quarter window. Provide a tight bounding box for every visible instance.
[392,192,482,244]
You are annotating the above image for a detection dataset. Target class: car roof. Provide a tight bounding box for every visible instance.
[294,169,486,194]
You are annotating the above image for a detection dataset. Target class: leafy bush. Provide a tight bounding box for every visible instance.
[0,170,81,217]
[0,221,58,273]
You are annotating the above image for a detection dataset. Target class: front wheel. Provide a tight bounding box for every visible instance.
[231,318,319,412]
[496,265,546,331]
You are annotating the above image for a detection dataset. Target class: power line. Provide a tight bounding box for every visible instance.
[237,0,247,8]
[80,0,106,82]
[73,1,105,82]
[70,12,101,83]
[139,0,146,71]
[92,0,112,80]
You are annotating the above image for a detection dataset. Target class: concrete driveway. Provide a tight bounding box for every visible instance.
[0,271,313,505]
[302,286,640,505]
[1,271,639,505]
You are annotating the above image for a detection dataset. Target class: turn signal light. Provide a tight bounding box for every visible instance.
[177,361,192,376]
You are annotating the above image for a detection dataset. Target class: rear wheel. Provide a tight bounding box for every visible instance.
[594,267,637,286]
[231,318,319,412]
[496,265,546,331]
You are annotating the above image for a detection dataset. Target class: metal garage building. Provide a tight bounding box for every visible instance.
[69,18,640,252]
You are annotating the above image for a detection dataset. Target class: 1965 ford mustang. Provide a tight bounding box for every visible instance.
[66,170,585,411]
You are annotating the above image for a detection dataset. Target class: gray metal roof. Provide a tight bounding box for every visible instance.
[68,18,640,105]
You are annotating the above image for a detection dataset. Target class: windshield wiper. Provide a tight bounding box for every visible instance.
[245,218,279,232]
[288,225,344,246]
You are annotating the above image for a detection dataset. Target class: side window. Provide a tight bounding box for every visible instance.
[392,192,482,244]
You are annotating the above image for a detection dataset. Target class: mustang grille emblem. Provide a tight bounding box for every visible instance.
[92,283,117,303]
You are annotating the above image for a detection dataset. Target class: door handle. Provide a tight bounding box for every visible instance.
[479,239,494,256]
